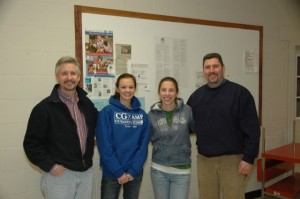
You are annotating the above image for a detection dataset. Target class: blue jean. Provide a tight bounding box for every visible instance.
[150,167,191,199]
[101,174,143,199]
[40,168,93,199]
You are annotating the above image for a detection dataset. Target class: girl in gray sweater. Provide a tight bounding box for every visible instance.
[148,77,195,199]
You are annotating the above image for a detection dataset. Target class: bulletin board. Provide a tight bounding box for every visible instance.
[74,5,263,122]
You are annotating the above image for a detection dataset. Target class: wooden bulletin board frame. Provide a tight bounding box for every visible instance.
[74,5,263,123]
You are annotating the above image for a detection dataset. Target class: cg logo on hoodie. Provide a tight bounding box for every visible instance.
[114,112,144,126]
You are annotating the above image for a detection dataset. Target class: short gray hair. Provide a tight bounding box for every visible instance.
[55,56,81,75]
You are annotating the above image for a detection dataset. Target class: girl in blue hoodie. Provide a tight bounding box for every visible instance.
[95,73,150,199]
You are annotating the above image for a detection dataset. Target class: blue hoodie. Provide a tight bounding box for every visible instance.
[95,96,150,179]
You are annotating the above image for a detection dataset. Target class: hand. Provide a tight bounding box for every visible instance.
[238,160,252,176]
[118,173,129,184]
[126,173,134,181]
[50,164,66,176]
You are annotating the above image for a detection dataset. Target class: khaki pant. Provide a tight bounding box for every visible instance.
[197,154,249,199]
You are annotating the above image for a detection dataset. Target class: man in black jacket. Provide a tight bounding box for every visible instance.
[23,56,98,199]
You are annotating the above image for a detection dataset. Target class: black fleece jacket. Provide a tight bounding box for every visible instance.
[23,84,98,172]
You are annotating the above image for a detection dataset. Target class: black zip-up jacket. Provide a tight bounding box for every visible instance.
[23,84,98,172]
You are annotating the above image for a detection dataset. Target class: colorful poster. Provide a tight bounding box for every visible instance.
[85,30,114,76]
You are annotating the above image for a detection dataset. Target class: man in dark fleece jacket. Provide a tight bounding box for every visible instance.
[23,56,98,199]
[187,53,260,199]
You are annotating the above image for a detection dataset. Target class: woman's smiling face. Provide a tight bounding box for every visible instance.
[116,77,136,105]
[159,80,178,107]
